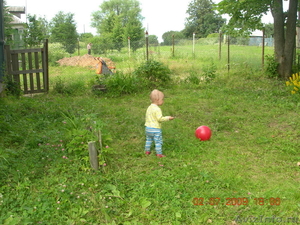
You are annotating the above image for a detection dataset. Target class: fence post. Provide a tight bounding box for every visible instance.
[128,37,131,58]
[172,34,175,57]
[77,38,80,56]
[43,39,49,92]
[193,33,195,59]
[88,141,99,170]
[262,27,265,68]
[145,31,149,61]
[227,35,230,73]
[219,31,222,60]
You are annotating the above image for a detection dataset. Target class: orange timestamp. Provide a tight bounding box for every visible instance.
[192,197,281,206]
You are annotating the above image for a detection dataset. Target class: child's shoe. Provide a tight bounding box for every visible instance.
[156,154,166,158]
[145,151,151,155]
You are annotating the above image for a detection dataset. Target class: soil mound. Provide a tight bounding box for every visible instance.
[56,54,115,69]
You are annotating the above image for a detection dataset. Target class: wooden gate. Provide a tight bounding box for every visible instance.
[4,39,49,94]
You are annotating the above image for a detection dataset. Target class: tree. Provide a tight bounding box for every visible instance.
[50,11,78,54]
[264,23,274,38]
[184,0,226,38]
[216,0,298,79]
[3,1,13,45]
[162,31,185,45]
[148,35,159,45]
[91,0,144,52]
[23,14,48,47]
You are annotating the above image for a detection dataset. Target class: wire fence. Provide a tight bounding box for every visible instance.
[142,36,275,70]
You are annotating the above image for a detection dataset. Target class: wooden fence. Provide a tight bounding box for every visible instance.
[4,39,49,94]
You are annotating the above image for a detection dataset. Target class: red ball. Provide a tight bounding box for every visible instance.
[195,126,211,141]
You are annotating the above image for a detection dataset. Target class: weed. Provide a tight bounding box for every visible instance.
[265,54,279,78]
[133,60,172,89]
[184,70,201,85]
[202,63,217,82]
[4,79,22,97]
[104,72,141,97]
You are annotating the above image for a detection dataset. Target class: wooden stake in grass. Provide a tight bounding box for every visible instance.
[88,141,99,170]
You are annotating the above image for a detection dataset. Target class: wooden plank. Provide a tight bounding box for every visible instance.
[11,69,44,75]
[24,89,47,94]
[34,51,41,91]
[43,39,49,92]
[10,48,42,54]
[21,52,28,92]
[28,52,34,92]
[88,141,99,170]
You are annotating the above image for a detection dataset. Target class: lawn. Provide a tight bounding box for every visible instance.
[0,43,300,224]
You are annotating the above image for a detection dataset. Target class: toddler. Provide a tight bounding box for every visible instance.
[145,89,174,158]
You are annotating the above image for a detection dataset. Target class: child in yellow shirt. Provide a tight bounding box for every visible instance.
[145,89,174,158]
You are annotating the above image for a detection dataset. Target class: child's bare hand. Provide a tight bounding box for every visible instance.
[169,116,175,120]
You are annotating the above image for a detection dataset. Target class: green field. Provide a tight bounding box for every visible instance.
[1,43,300,224]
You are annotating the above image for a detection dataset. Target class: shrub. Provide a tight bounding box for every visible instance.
[105,72,141,96]
[4,79,22,97]
[265,54,279,78]
[133,60,172,89]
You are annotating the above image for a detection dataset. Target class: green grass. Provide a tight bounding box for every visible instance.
[1,44,300,224]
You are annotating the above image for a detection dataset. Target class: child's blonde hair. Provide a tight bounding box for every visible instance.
[150,89,164,103]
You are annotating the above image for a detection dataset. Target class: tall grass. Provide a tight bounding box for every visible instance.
[1,44,299,224]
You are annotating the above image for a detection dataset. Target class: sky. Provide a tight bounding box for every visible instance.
[5,0,287,42]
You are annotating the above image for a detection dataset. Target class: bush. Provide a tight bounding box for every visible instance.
[105,72,141,96]
[133,60,172,89]
[265,54,279,78]
[4,79,22,97]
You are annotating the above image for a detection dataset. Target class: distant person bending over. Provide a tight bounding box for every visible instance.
[87,43,92,55]
[145,89,175,158]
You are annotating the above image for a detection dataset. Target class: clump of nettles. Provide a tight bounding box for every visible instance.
[133,60,172,89]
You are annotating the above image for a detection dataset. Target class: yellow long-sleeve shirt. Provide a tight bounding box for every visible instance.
[145,104,170,129]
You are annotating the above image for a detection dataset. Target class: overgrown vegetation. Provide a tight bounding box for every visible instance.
[265,54,279,78]
[1,44,300,224]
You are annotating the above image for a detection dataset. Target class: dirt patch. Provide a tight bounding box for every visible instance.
[56,54,116,69]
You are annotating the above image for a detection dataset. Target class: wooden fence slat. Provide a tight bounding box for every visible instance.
[21,52,28,92]
[11,53,20,85]
[28,51,33,89]
[28,52,34,92]
[34,51,41,91]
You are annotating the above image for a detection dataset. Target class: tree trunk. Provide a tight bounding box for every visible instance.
[272,0,298,79]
